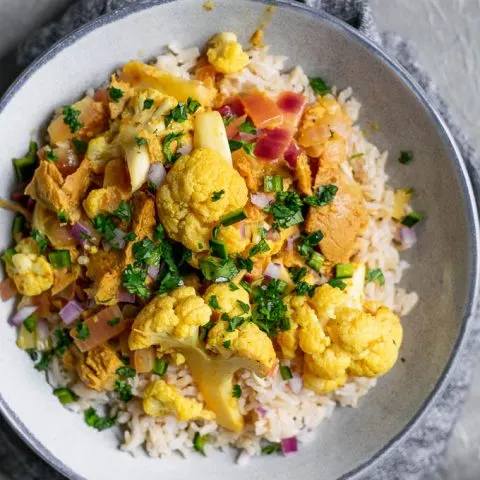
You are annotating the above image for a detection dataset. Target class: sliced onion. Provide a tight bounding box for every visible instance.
[118,290,136,303]
[36,319,51,351]
[72,222,92,246]
[281,437,298,454]
[250,193,273,209]
[0,278,17,301]
[133,348,155,373]
[286,233,300,252]
[147,265,160,281]
[284,141,302,169]
[239,222,246,240]
[397,226,417,249]
[148,163,167,188]
[10,306,38,326]
[59,300,85,325]
[256,406,267,417]
[264,262,281,280]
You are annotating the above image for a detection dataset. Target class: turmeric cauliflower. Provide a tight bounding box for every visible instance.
[6,238,53,296]
[143,379,215,421]
[156,148,248,252]
[129,286,212,349]
[207,32,249,74]
[203,282,249,317]
[75,343,124,392]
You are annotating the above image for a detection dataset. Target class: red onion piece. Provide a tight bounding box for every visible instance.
[239,222,246,240]
[281,437,298,454]
[397,226,417,249]
[250,193,273,209]
[284,141,302,169]
[10,306,38,326]
[254,128,292,161]
[118,290,136,303]
[36,319,51,351]
[256,406,267,417]
[147,265,160,281]
[59,300,85,325]
[148,163,167,187]
[264,262,281,280]
[72,222,92,246]
[217,98,245,118]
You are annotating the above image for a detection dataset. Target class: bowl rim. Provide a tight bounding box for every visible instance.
[0,1,478,479]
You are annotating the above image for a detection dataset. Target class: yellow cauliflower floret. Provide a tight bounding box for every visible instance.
[207,32,249,74]
[309,284,347,325]
[217,225,250,254]
[75,343,124,392]
[206,320,276,376]
[143,379,215,421]
[204,282,249,317]
[129,286,211,350]
[156,148,248,252]
[6,238,53,296]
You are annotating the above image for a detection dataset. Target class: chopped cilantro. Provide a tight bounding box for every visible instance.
[62,106,83,134]
[238,118,256,135]
[261,442,281,455]
[236,256,254,273]
[113,200,132,222]
[53,328,73,356]
[304,184,338,207]
[223,340,231,349]
[297,231,323,259]
[116,367,136,378]
[309,76,331,95]
[199,320,214,343]
[208,295,220,309]
[165,102,188,127]
[240,280,252,293]
[211,190,225,202]
[123,232,137,242]
[229,282,239,291]
[108,317,121,326]
[237,300,250,313]
[228,139,256,156]
[76,322,90,341]
[187,97,201,114]
[328,278,347,290]
[199,256,238,281]
[92,214,117,242]
[135,136,148,146]
[295,281,316,297]
[57,211,68,224]
[163,131,183,163]
[147,180,157,194]
[222,113,237,126]
[45,149,58,162]
[193,431,208,455]
[31,229,48,254]
[264,191,304,229]
[84,407,116,431]
[399,151,414,165]
[123,263,150,299]
[289,266,307,283]
[114,379,133,402]
[72,138,88,155]
[143,98,154,110]
[34,351,53,371]
[108,86,124,103]
[223,313,245,332]
[232,384,242,398]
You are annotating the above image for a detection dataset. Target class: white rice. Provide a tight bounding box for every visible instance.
[48,44,418,463]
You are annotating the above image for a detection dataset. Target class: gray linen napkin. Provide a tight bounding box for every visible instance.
[2,1,479,479]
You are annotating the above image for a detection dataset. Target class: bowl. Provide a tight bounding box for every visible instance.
[0,1,478,479]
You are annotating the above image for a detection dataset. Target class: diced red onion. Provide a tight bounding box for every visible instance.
[72,222,92,246]
[286,233,300,252]
[264,262,281,280]
[254,128,292,161]
[177,143,192,155]
[10,306,38,326]
[148,163,167,188]
[397,226,417,249]
[239,222,246,240]
[238,131,257,142]
[217,98,245,118]
[112,228,126,249]
[281,437,298,454]
[59,300,85,325]
[36,319,51,351]
[243,274,255,284]
[256,406,267,417]
[284,141,302,169]
[118,290,136,303]
[250,193,273,208]
[147,264,161,281]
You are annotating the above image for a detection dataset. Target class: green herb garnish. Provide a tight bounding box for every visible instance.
[366,268,385,286]
[238,118,256,135]
[143,98,154,110]
[152,358,169,376]
[264,175,283,193]
[123,263,150,299]
[232,384,242,398]
[280,365,293,380]
[31,229,48,254]
[163,131,183,163]
[84,407,116,431]
[309,76,331,95]
[261,442,281,455]
[116,367,136,378]
[13,141,38,182]
[399,151,414,165]
[114,379,133,402]
[108,86,124,103]
[327,278,347,290]
[208,295,220,309]
[211,190,225,202]
[228,139,256,156]
[304,184,338,207]
[264,191,304,229]
[401,211,422,227]
[72,138,88,156]
[48,250,72,268]
[108,317,121,326]
[220,208,247,227]
[45,149,58,162]
[53,387,77,405]
[76,322,90,341]
[62,106,83,134]
[335,263,354,279]
[24,314,37,333]
[193,432,208,455]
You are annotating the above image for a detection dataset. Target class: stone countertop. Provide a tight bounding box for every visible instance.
[0,0,479,479]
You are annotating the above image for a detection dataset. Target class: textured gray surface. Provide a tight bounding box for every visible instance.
[0,0,479,479]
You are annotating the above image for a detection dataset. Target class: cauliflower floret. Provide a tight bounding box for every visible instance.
[156,148,248,252]
[75,343,124,391]
[6,238,53,296]
[129,286,211,350]
[143,379,215,421]
[207,32,249,74]
[108,75,134,120]
[205,320,276,376]
[203,282,249,317]
[217,224,250,254]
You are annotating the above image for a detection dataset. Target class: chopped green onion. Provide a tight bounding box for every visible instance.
[366,268,385,286]
[209,239,229,259]
[399,151,414,165]
[152,358,168,376]
[211,190,225,202]
[53,387,77,404]
[13,141,38,182]
[229,282,239,291]
[84,407,116,431]
[208,295,220,309]
[280,365,293,380]
[264,175,283,193]
[261,442,281,455]
[309,76,331,95]
[12,214,25,237]
[349,152,365,159]
[335,263,354,279]
[76,322,90,341]
[57,211,68,224]
[240,280,252,293]
[232,384,242,398]
[220,209,247,226]
[328,278,347,290]
[24,314,37,333]
[48,250,72,268]
[193,432,208,455]
[307,252,324,272]
[1,247,16,266]
[401,212,422,227]
[116,367,136,378]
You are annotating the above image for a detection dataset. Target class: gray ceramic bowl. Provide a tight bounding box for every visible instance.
[0,1,478,479]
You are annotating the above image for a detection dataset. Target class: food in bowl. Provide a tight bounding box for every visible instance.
[1,31,420,462]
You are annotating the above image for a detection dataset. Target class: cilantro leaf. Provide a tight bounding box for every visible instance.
[135,136,148,146]
[123,263,150,299]
[228,139,256,156]
[187,97,201,114]
[108,87,124,103]
[309,76,331,95]
[232,384,242,398]
[113,200,132,222]
[304,184,338,207]
[143,98,154,110]
[31,229,48,254]
[92,214,117,242]
[211,190,225,202]
[62,106,83,134]
[199,256,238,281]
[264,191,304,229]
[76,322,90,341]
[163,131,183,163]
[114,379,133,402]
[208,295,220,309]
[238,119,256,135]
